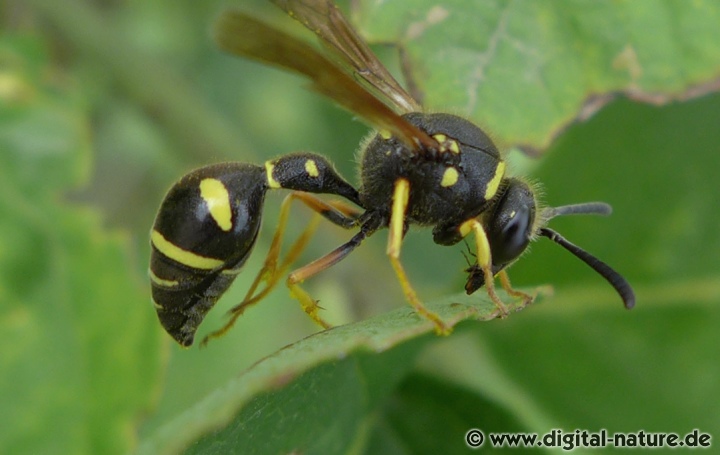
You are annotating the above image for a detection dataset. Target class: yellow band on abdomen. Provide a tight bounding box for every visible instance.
[151,230,224,270]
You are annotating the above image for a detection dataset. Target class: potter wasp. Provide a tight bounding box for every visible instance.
[149,0,635,347]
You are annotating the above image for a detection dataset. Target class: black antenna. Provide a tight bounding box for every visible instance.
[544,202,612,220]
[538,227,635,309]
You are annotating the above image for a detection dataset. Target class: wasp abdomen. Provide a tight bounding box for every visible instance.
[150,163,267,346]
[150,153,362,346]
[265,152,361,205]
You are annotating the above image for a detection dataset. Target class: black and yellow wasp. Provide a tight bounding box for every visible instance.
[149,0,635,347]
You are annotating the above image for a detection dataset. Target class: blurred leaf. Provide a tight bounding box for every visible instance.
[3,1,720,454]
[468,93,720,437]
[138,293,526,454]
[374,372,528,455]
[355,0,720,151]
[0,35,163,454]
[137,1,720,454]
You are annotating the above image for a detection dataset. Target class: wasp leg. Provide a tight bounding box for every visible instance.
[463,219,510,317]
[497,270,535,310]
[201,192,361,345]
[286,228,370,329]
[386,179,451,335]
[242,192,361,305]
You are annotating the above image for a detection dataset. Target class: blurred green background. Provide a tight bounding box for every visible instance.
[2,0,719,454]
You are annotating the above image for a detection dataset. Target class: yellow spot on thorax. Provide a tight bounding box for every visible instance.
[440,167,459,187]
[379,129,392,140]
[484,161,506,201]
[432,134,460,153]
[200,178,233,232]
[304,159,319,177]
[151,230,224,270]
[265,161,281,189]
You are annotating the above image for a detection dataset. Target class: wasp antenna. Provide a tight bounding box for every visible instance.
[544,202,612,220]
[538,227,635,309]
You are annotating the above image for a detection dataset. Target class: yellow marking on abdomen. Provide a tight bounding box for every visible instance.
[264,161,281,189]
[151,298,164,310]
[148,268,179,288]
[305,159,319,177]
[440,167,459,187]
[200,178,233,232]
[484,161,506,200]
[151,230,224,270]
[221,267,243,275]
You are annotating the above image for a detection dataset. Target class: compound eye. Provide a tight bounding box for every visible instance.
[495,206,532,263]
[487,180,536,266]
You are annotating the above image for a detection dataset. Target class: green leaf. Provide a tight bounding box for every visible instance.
[137,293,525,455]
[354,0,720,150]
[4,1,720,454]
[0,35,163,454]
[375,372,528,455]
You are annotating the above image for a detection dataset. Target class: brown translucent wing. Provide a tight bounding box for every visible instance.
[214,11,436,150]
[271,0,421,113]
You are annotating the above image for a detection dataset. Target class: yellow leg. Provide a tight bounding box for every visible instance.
[387,179,451,335]
[498,270,535,310]
[201,192,359,345]
[286,227,370,329]
[287,280,332,329]
[239,191,354,308]
[465,219,509,317]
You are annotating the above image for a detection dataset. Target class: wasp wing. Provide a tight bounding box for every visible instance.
[214,11,436,150]
[271,0,421,113]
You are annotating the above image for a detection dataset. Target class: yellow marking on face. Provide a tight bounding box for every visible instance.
[148,268,179,288]
[433,133,447,143]
[305,159,319,177]
[151,230,224,270]
[440,167,459,187]
[265,161,281,189]
[379,129,392,140]
[484,161,506,201]
[448,139,460,154]
[200,178,233,232]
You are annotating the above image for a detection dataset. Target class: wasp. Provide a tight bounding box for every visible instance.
[149,0,635,347]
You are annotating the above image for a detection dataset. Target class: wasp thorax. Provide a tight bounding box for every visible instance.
[359,112,506,226]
